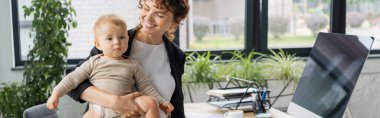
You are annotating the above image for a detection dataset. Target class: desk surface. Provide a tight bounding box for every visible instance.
[184,103,294,118]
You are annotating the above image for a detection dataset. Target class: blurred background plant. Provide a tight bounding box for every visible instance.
[227,17,244,40]
[365,11,380,27]
[193,16,210,41]
[268,15,290,39]
[305,13,328,36]
[346,11,366,28]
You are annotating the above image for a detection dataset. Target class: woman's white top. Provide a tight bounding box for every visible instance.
[130,39,175,102]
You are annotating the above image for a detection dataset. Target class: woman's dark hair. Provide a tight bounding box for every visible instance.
[137,0,190,40]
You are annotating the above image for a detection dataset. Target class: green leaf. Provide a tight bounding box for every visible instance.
[72,21,77,28]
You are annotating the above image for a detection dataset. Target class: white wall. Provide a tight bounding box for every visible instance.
[0,0,24,84]
[348,57,380,117]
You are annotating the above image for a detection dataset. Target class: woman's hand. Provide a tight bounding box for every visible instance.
[47,90,63,110]
[160,101,174,116]
[80,87,145,117]
[46,95,59,110]
[113,92,145,117]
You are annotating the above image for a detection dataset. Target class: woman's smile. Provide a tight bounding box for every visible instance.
[144,21,155,28]
[114,48,122,51]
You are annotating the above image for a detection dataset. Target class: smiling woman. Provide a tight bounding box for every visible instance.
[136,0,189,42]
[65,0,190,118]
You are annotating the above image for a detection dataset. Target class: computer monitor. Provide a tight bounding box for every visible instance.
[287,32,374,118]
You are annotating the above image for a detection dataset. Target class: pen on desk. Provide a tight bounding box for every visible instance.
[261,89,266,100]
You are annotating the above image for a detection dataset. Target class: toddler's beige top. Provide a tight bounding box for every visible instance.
[54,54,165,104]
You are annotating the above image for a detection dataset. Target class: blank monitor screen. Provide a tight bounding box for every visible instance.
[287,32,374,118]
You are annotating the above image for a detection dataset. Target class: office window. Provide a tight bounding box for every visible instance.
[12,0,379,66]
[267,0,331,48]
[346,0,380,50]
[179,0,246,51]
[13,0,139,65]
[17,0,32,61]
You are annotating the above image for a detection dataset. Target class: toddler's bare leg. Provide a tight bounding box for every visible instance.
[134,95,160,118]
[83,105,101,118]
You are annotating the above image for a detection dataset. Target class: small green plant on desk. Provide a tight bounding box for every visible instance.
[228,50,266,87]
[182,51,224,103]
[185,51,222,90]
[261,49,305,105]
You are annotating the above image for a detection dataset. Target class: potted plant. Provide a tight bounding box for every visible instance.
[228,50,266,86]
[182,51,223,103]
[184,51,222,89]
[261,49,305,105]
[0,0,76,117]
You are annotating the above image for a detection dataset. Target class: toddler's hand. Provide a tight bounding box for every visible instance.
[46,95,59,110]
[160,101,174,116]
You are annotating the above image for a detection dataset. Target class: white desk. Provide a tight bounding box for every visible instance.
[184,103,294,118]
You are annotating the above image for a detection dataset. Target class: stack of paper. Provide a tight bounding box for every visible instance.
[206,88,257,99]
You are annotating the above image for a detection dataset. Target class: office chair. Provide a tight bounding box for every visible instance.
[23,103,58,118]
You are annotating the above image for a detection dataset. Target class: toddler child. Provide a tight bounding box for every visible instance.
[46,14,173,118]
